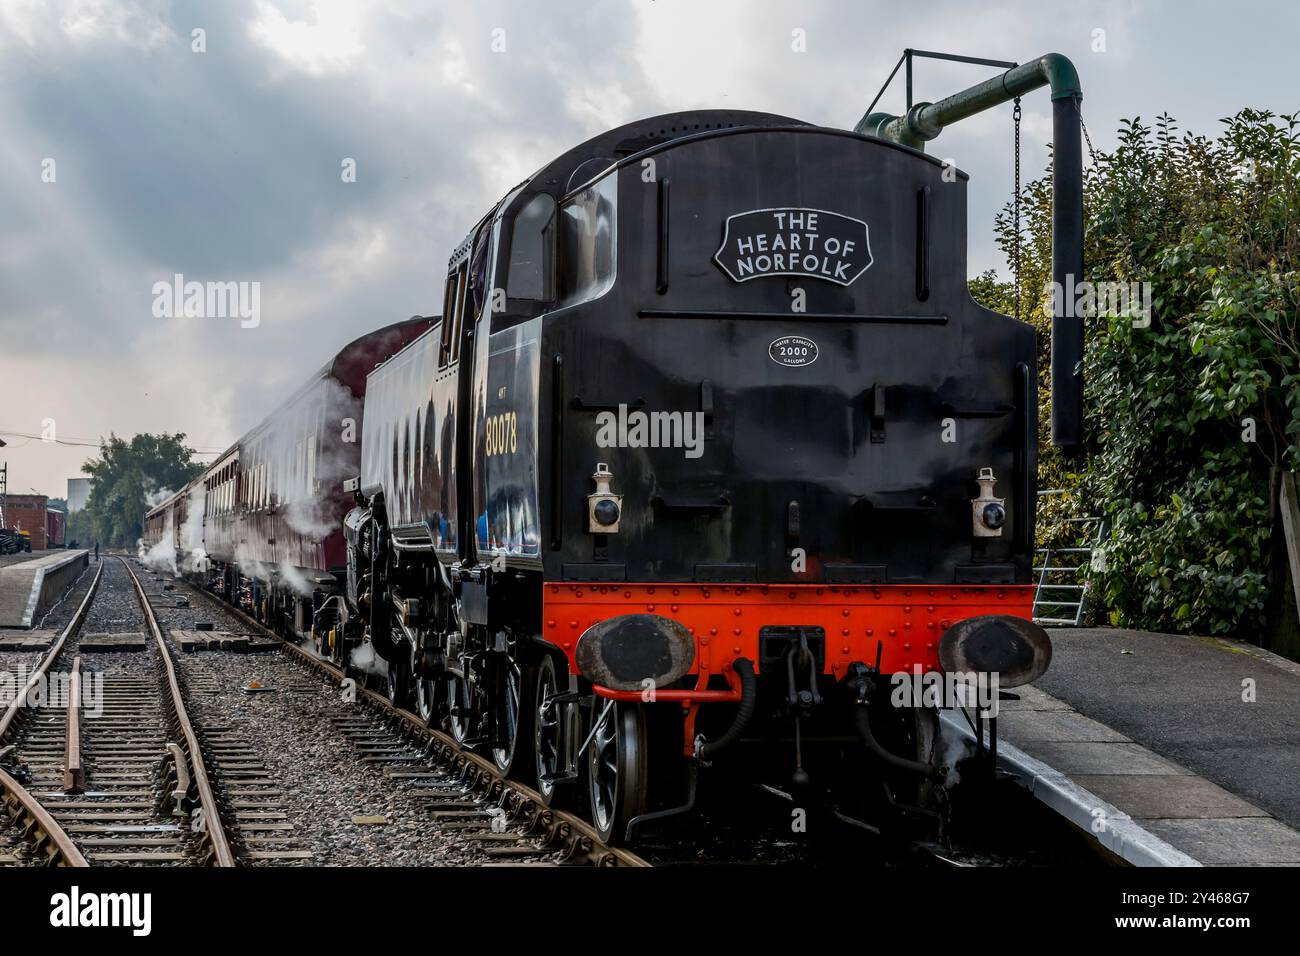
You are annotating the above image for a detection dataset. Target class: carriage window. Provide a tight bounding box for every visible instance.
[558,172,617,308]
[306,435,316,492]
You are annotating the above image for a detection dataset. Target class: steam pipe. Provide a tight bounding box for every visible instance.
[855,53,1085,452]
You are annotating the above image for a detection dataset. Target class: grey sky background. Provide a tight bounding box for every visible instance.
[1,0,1295,499]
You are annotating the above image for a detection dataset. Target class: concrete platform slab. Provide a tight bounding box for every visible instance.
[1141,818,1300,865]
[1013,739,1191,775]
[1070,774,1269,820]
[0,550,88,628]
[999,684,1074,712]
[994,710,1130,743]
[971,627,1300,866]
[1038,626,1300,831]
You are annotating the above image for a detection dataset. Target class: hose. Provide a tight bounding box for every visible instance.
[696,658,757,760]
[853,701,943,780]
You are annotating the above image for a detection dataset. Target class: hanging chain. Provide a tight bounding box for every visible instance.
[1012,96,1022,321]
[1076,97,1099,165]
[1075,97,1138,276]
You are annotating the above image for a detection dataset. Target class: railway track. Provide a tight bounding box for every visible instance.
[166,572,649,867]
[0,558,234,867]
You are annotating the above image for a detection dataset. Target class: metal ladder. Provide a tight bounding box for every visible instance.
[1032,491,1104,626]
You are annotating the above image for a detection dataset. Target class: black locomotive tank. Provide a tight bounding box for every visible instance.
[536,125,1037,588]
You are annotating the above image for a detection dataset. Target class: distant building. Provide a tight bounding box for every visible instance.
[67,477,93,513]
[6,494,51,550]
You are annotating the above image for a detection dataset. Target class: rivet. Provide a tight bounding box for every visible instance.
[889,628,897,636]
[709,628,718,636]
[733,608,742,616]
[647,605,656,612]
[842,608,850,617]
[903,643,912,652]
[547,620,555,628]
[841,628,850,637]
[733,628,741,636]
[671,604,679,612]
[732,646,741,654]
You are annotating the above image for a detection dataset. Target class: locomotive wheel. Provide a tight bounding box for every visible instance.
[491,657,531,777]
[586,701,647,845]
[414,645,439,726]
[446,672,473,744]
[415,676,440,726]
[533,656,566,806]
[386,642,413,709]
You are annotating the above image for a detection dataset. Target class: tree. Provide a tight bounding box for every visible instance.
[973,109,1300,648]
[79,433,203,547]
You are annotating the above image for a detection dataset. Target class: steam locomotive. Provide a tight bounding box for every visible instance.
[147,108,1063,845]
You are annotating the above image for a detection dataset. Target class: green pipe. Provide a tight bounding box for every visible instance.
[855,53,1081,149]
[853,51,1087,450]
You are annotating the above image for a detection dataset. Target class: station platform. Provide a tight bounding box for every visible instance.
[0,550,89,629]
[953,626,1300,866]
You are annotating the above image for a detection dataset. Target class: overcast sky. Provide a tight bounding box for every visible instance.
[1,0,1295,500]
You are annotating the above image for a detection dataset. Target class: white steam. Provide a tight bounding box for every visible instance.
[277,562,315,598]
[144,486,174,509]
[138,511,177,574]
[181,483,208,574]
[939,720,977,789]
[258,377,361,541]
[349,641,388,679]
[234,540,271,583]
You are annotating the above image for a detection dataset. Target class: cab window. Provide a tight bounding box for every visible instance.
[558,172,617,308]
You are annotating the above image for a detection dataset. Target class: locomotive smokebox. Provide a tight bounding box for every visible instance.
[576,614,697,691]
[938,615,1052,688]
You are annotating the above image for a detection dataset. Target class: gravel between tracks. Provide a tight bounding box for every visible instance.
[136,566,492,866]
[180,649,490,865]
[80,559,145,634]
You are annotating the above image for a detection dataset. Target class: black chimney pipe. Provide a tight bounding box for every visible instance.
[856,53,1085,452]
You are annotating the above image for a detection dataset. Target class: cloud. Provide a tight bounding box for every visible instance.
[247,0,366,77]
[1,0,1297,500]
